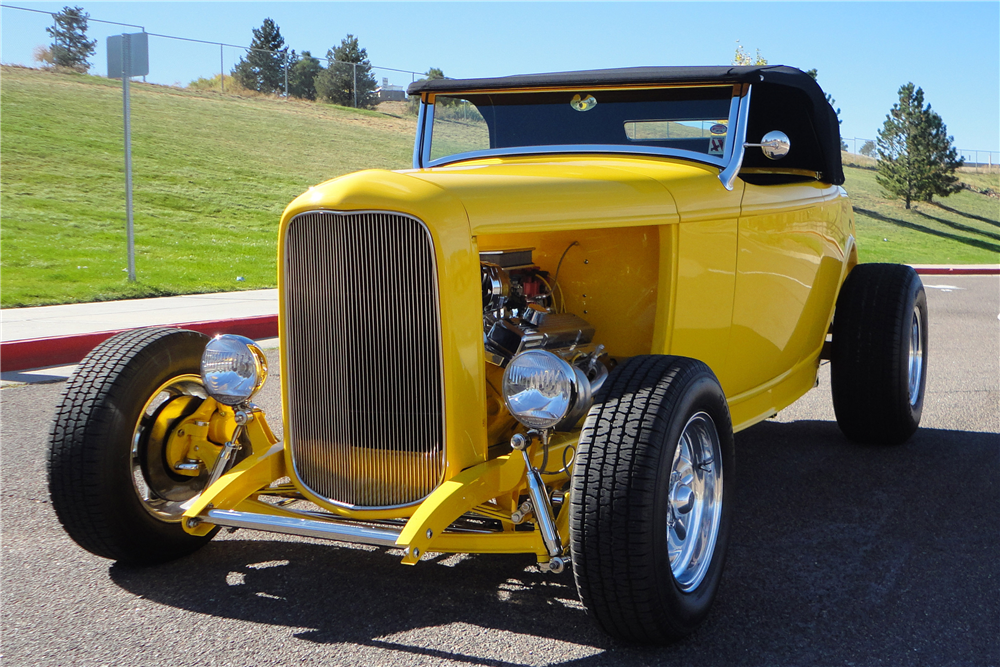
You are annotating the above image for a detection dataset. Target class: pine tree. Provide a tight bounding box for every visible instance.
[876,83,963,209]
[46,6,97,72]
[315,35,378,108]
[232,18,288,95]
[288,51,323,100]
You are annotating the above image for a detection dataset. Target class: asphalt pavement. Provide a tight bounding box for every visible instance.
[1,275,997,666]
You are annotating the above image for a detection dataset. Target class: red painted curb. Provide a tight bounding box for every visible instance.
[0,315,277,373]
[913,267,1000,275]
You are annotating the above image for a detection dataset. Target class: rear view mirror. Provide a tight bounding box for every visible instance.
[745,130,790,160]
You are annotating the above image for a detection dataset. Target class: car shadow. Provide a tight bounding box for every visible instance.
[110,421,999,666]
[854,206,1000,254]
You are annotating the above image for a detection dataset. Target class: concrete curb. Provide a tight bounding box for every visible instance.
[0,315,277,373]
[1,266,996,374]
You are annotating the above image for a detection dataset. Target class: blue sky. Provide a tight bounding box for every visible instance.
[2,2,998,156]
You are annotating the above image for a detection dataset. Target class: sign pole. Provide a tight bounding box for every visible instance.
[122,34,136,282]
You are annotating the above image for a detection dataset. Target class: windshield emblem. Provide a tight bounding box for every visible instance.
[710,123,728,135]
[570,94,598,112]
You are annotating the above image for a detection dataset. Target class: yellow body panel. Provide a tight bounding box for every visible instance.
[727,181,852,428]
[187,152,854,558]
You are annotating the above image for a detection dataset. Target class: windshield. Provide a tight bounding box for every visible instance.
[428,86,735,165]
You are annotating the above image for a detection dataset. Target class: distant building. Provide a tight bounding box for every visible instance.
[377,77,406,102]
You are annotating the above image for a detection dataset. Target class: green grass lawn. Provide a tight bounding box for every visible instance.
[1,66,414,307]
[841,161,1000,264]
[2,66,997,307]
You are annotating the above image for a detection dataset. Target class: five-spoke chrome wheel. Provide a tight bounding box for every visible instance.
[667,411,723,592]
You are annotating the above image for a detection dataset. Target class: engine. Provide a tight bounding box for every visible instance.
[480,248,608,429]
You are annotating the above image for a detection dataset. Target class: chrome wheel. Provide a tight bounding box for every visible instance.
[131,374,211,522]
[908,308,924,406]
[667,411,724,592]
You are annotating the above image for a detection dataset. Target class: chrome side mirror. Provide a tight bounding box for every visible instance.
[745,130,790,160]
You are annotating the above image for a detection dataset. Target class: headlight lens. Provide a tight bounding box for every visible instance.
[201,334,268,406]
[502,350,579,430]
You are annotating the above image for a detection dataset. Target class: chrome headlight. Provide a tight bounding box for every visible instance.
[503,350,589,431]
[200,334,268,406]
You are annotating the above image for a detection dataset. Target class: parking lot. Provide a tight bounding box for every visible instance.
[2,275,997,666]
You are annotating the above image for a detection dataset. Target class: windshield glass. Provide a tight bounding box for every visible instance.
[428,86,734,164]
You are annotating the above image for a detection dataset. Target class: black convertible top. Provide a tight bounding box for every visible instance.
[408,66,844,184]
[409,65,809,94]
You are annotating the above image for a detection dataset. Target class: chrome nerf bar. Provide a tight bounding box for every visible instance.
[204,509,402,547]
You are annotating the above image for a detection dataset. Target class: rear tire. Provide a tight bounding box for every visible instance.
[570,355,734,644]
[831,264,927,444]
[48,327,219,564]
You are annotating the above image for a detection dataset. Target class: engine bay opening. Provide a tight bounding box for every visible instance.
[476,227,662,446]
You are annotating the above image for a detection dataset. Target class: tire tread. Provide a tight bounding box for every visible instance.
[570,355,731,643]
[47,327,213,562]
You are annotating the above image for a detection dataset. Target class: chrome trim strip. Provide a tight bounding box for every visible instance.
[418,88,744,171]
[425,144,728,169]
[718,85,752,191]
[413,100,427,169]
[282,210,447,511]
[721,94,741,164]
[420,102,435,168]
[205,509,401,547]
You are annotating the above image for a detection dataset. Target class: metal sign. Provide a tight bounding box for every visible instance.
[107,32,149,282]
[107,32,149,79]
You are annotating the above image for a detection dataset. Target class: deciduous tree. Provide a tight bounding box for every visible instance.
[315,35,378,108]
[876,83,963,209]
[46,6,96,72]
[860,140,876,157]
[232,18,288,95]
[732,42,767,66]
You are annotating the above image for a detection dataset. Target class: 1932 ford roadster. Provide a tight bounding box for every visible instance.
[49,66,927,644]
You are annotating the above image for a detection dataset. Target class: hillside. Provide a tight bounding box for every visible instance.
[841,154,999,264]
[1,66,414,307]
[1,66,997,307]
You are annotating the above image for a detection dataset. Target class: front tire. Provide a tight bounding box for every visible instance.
[569,355,735,644]
[831,264,928,444]
[48,327,219,564]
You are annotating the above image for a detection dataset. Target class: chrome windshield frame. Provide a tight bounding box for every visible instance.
[425,144,729,169]
[411,85,752,184]
[412,99,428,169]
[717,86,752,191]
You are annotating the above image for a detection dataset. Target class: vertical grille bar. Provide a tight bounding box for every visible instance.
[283,211,445,509]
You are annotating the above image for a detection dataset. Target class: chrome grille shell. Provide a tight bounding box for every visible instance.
[282,210,446,510]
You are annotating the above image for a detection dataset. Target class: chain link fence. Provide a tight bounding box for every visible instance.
[843,137,998,174]
[1,4,425,110]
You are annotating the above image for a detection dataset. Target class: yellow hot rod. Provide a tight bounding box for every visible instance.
[49,66,927,644]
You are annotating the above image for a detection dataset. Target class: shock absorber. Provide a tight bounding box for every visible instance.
[510,431,565,574]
